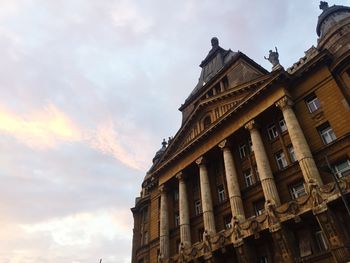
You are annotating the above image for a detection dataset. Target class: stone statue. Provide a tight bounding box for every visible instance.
[265,199,280,230]
[202,230,212,253]
[319,1,329,11]
[308,179,323,208]
[264,47,280,67]
[178,242,185,262]
[232,216,242,240]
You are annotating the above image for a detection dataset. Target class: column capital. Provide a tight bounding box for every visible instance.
[159,184,167,193]
[244,119,257,131]
[218,139,230,150]
[275,96,294,110]
[195,156,206,166]
[176,172,185,181]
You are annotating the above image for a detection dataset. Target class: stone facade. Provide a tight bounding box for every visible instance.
[131,2,350,263]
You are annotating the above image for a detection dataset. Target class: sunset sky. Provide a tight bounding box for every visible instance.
[0,1,347,262]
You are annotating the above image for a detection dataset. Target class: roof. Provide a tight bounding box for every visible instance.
[317,3,350,36]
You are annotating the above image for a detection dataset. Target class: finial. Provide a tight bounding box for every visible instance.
[161,138,167,148]
[211,37,219,48]
[319,1,329,11]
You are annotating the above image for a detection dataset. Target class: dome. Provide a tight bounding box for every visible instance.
[152,139,167,164]
[317,1,350,38]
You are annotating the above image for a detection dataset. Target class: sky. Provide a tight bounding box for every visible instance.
[0,0,347,262]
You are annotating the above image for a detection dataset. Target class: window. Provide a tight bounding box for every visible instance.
[306,94,321,113]
[239,144,247,159]
[275,151,288,170]
[244,169,254,187]
[279,118,287,133]
[223,214,232,229]
[254,199,265,216]
[218,185,226,203]
[141,207,148,223]
[288,145,297,163]
[195,200,202,215]
[174,189,179,201]
[319,124,336,144]
[203,115,211,129]
[315,230,329,252]
[248,138,253,152]
[198,228,204,242]
[334,159,350,178]
[267,124,278,140]
[259,256,268,263]
[175,212,180,227]
[289,182,306,199]
[144,231,149,245]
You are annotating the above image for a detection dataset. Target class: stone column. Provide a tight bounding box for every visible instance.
[245,120,281,206]
[219,140,245,221]
[176,172,191,247]
[276,96,323,187]
[196,157,216,235]
[159,185,169,260]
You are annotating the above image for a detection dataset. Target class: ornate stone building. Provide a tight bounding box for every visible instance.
[131,2,350,262]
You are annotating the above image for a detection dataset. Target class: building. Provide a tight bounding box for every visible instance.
[131,2,350,262]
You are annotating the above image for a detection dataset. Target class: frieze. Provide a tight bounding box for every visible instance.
[168,176,350,262]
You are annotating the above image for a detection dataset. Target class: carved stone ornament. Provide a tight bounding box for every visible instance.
[244,119,256,131]
[232,216,242,242]
[202,230,212,254]
[275,96,294,110]
[218,139,229,149]
[265,200,281,232]
[158,252,163,263]
[308,179,327,214]
[195,156,206,166]
[159,184,167,194]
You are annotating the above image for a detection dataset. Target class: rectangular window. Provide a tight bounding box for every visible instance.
[275,151,288,170]
[279,118,287,133]
[142,207,148,222]
[267,124,278,140]
[334,159,350,178]
[288,145,297,163]
[315,230,329,252]
[239,144,247,159]
[175,212,180,227]
[198,228,204,242]
[174,189,179,201]
[223,214,232,229]
[289,182,306,199]
[306,94,321,113]
[259,256,268,263]
[319,124,336,144]
[244,169,254,187]
[254,199,265,216]
[248,138,253,152]
[218,185,226,203]
[195,200,202,215]
[144,231,148,245]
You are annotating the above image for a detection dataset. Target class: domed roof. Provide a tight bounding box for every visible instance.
[152,139,167,164]
[317,1,350,37]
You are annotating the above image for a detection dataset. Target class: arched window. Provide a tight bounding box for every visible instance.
[203,115,211,129]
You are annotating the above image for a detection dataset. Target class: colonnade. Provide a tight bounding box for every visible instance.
[158,96,323,260]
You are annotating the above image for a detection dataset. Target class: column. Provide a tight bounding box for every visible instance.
[196,157,216,235]
[159,185,169,260]
[245,120,281,206]
[276,96,323,187]
[176,172,191,247]
[219,140,245,221]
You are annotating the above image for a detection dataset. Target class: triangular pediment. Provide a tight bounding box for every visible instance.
[162,77,271,163]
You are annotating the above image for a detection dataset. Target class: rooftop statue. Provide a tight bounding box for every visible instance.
[264,47,280,68]
[319,1,329,11]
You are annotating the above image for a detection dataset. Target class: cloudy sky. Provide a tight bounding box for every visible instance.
[0,0,347,262]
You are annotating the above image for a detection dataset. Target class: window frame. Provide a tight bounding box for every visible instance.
[279,118,287,133]
[319,124,336,145]
[194,200,202,216]
[244,169,254,187]
[239,144,247,159]
[289,182,306,199]
[288,145,297,163]
[275,151,288,170]
[305,94,321,113]
[267,124,278,140]
[334,159,350,178]
[218,185,226,203]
